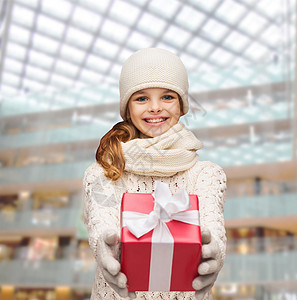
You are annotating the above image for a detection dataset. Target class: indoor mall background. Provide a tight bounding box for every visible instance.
[0,0,296,299]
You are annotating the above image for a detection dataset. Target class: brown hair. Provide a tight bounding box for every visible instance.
[96,119,139,181]
[96,95,183,181]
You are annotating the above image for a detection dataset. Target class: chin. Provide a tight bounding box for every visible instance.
[145,126,169,138]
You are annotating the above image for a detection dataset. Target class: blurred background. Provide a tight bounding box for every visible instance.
[0,0,296,299]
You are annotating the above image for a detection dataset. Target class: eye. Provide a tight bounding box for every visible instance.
[136,96,147,102]
[162,95,174,100]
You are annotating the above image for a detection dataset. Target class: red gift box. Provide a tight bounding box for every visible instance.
[120,182,201,292]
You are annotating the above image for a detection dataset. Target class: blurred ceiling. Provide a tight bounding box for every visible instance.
[0,0,295,116]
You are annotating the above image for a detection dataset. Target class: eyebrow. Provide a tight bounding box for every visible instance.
[132,89,176,96]
[132,91,146,96]
[162,89,176,94]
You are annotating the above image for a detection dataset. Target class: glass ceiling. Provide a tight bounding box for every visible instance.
[0,0,295,117]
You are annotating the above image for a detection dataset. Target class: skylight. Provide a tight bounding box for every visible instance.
[0,0,295,117]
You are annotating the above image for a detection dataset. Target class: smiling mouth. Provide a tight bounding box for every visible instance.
[144,117,168,123]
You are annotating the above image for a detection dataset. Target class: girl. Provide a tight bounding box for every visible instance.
[83,48,227,300]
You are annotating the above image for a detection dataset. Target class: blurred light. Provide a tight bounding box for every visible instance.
[239,11,267,34]
[41,0,73,20]
[65,27,93,48]
[110,0,140,26]
[220,284,238,295]
[37,14,66,39]
[12,4,35,27]
[72,6,102,32]
[32,33,60,55]
[216,0,246,24]
[19,191,30,199]
[202,19,229,41]
[9,24,31,45]
[148,0,180,18]
[100,19,129,43]
[176,5,205,30]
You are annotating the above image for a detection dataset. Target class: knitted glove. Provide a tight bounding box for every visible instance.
[97,229,136,299]
[192,227,220,300]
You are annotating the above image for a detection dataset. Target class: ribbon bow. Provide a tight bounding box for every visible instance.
[123,181,199,239]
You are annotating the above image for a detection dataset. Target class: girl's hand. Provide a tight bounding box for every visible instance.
[192,228,220,300]
[97,229,136,299]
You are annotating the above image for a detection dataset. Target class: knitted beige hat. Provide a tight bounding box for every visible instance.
[119,48,189,120]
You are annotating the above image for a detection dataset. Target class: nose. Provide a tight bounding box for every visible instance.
[148,99,162,113]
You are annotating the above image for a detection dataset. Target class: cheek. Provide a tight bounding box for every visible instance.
[170,102,182,118]
[127,102,136,119]
[128,104,142,122]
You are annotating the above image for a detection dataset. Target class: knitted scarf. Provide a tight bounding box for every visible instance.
[121,122,203,177]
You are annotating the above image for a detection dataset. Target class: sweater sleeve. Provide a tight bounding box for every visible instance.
[82,162,121,261]
[194,161,227,270]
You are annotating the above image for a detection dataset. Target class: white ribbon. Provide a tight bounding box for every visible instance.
[122,181,200,291]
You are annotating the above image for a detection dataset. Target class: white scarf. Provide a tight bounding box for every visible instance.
[121,123,203,177]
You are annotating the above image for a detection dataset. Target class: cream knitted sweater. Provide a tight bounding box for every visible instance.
[83,159,227,300]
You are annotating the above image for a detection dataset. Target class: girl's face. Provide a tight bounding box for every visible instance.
[127,88,182,138]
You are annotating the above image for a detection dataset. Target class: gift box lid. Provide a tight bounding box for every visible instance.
[121,192,200,244]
